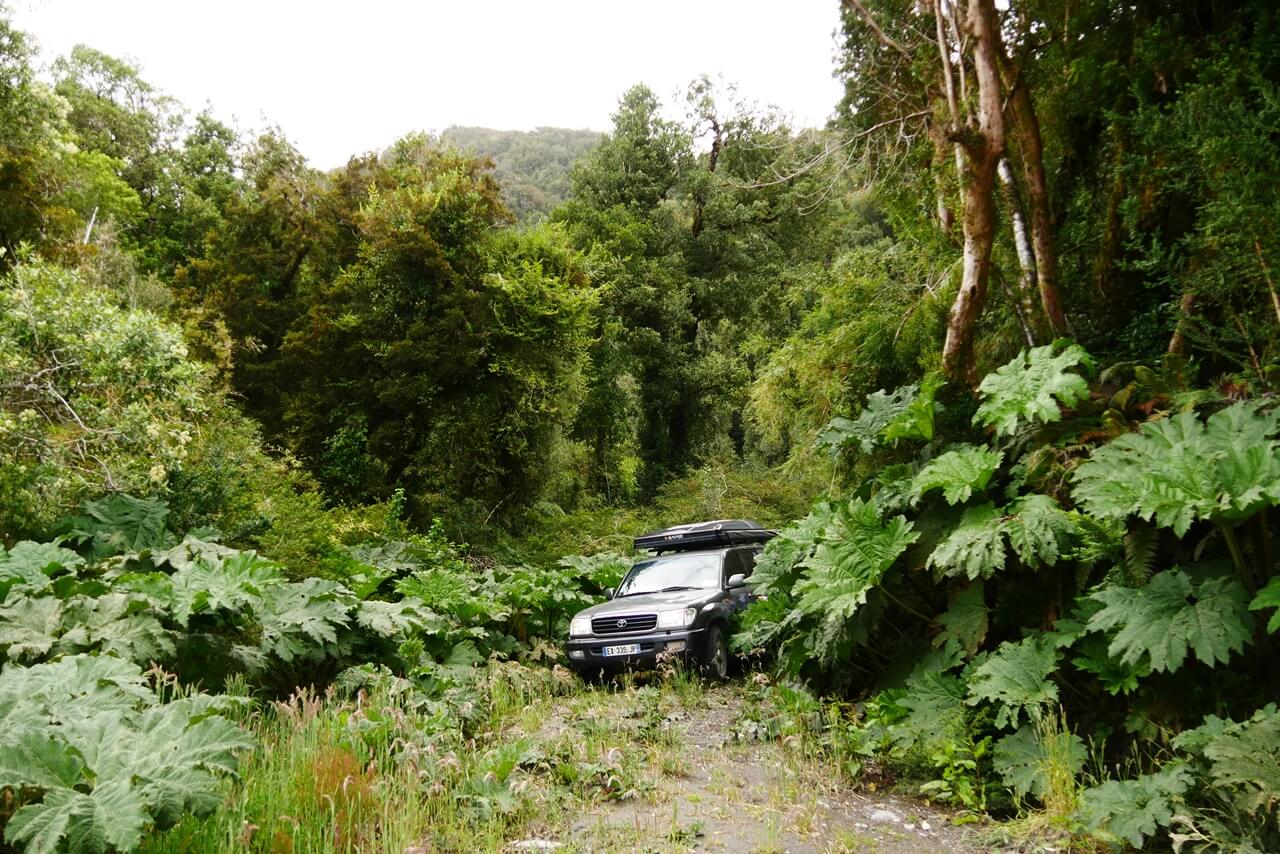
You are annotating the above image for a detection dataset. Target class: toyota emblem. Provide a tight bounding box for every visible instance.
[616,618,628,628]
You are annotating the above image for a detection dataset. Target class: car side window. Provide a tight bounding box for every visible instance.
[744,547,762,576]
[723,549,746,584]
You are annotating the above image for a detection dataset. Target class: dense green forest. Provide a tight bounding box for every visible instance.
[439,126,602,220]
[2,0,1279,850]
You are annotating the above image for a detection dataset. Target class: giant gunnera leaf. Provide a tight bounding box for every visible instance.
[0,655,253,854]
[993,723,1086,800]
[910,445,1002,506]
[1078,764,1192,849]
[1249,576,1280,634]
[974,343,1094,437]
[1086,570,1253,674]
[1072,400,1280,535]
[965,634,1060,729]
[1174,705,1280,819]
[792,499,918,662]
[929,495,1075,579]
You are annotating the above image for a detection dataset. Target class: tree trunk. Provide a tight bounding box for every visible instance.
[1003,59,1069,337]
[942,0,1006,386]
[998,157,1043,343]
[1167,292,1196,356]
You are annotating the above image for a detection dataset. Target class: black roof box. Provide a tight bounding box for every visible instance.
[634,519,777,553]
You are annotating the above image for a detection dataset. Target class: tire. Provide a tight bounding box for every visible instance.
[700,623,730,681]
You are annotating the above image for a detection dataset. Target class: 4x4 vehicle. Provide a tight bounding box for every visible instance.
[565,520,774,679]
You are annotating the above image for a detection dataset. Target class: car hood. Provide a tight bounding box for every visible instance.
[578,589,717,618]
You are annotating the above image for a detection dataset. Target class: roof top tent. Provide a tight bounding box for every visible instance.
[634,519,777,553]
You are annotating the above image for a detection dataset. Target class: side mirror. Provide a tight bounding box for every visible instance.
[604,588,614,600]
[727,573,748,590]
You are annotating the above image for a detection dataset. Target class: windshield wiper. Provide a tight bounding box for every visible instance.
[615,585,702,597]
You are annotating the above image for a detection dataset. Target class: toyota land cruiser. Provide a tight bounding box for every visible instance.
[564,520,774,680]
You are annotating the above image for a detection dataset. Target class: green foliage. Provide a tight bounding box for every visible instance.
[1250,577,1280,634]
[1086,569,1253,674]
[1077,764,1192,849]
[0,543,82,602]
[1175,705,1280,821]
[910,445,1002,505]
[935,582,987,656]
[0,655,253,853]
[965,636,1059,730]
[929,495,1075,580]
[0,262,207,536]
[792,499,918,661]
[974,343,1094,437]
[439,126,602,220]
[818,374,945,456]
[928,504,1006,579]
[992,724,1086,800]
[1072,401,1280,536]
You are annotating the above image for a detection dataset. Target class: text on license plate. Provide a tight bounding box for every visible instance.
[602,643,640,657]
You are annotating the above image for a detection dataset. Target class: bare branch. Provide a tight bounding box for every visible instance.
[841,0,916,64]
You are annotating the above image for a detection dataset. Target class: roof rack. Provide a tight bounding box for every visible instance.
[634,519,777,553]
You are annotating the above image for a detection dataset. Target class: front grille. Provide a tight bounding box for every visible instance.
[592,613,657,635]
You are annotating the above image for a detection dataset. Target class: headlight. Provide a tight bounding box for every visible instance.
[570,616,593,637]
[657,607,697,629]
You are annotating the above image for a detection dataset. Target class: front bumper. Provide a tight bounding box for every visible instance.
[565,625,706,672]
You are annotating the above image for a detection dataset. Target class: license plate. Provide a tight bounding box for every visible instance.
[602,643,640,657]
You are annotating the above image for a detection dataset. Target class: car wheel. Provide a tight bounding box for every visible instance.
[701,624,729,681]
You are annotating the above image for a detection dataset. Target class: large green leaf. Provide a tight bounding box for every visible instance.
[974,343,1094,437]
[966,635,1060,729]
[1077,764,1191,849]
[0,543,83,603]
[1072,400,1280,535]
[1250,576,1280,634]
[935,582,988,656]
[0,596,64,662]
[0,731,84,791]
[167,552,283,625]
[816,374,944,454]
[0,655,253,852]
[748,502,834,597]
[256,578,353,662]
[893,670,968,753]
[929,495,1075,579]
[1176,705,1280,818]
[0,593,174,666]
[1086,570,1253,673]
[928,503,1006,579]
[59,494,173,559]
[5,781,149,854]
[910,445,1002,506]
[793,499,918,660]
[993,724,1086,800]
[1003,494,1075,567]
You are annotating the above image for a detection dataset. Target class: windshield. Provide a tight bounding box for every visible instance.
[615,552,723,597]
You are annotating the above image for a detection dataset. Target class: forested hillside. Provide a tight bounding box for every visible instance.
[2,0,1279,850]
[439,126,602,219]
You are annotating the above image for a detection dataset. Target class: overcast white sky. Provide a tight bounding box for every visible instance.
[11,0,846,170]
